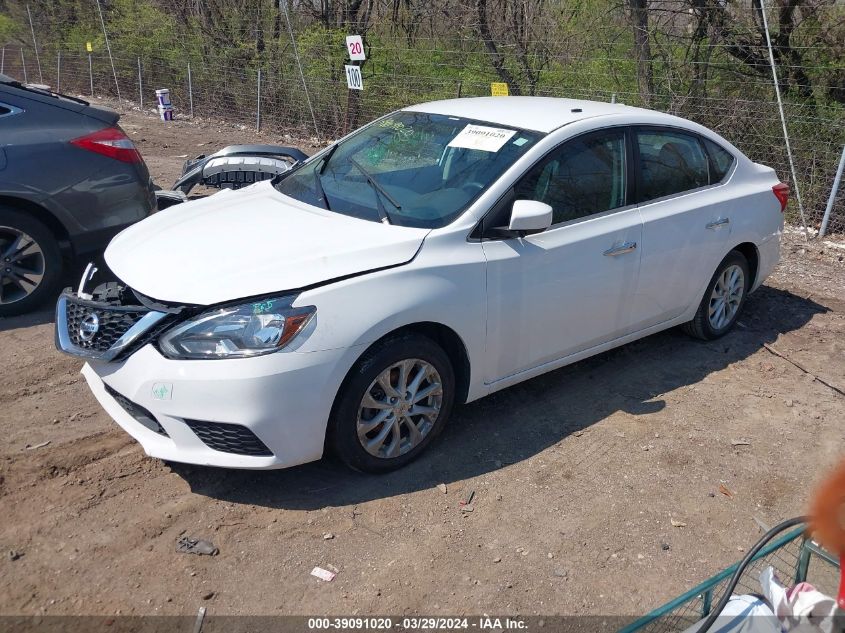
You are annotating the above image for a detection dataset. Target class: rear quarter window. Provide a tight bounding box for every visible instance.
[703,138,736,183]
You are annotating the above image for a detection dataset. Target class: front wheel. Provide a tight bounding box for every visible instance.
[328,333,455,473]
[683,250,750,340]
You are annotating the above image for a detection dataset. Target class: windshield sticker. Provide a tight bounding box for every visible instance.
[447,124,517,152]
[513,137,529,147]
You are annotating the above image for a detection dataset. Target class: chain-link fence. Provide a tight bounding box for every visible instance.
[1,0,844,233]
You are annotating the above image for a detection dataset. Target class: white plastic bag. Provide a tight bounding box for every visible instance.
[759,566,839,633]
[681,594,781,633]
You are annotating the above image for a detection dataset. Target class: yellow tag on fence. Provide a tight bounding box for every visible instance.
[491,82,509,96]
[86,42,93,52]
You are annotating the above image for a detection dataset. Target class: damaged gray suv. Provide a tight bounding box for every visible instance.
[0,74,155,316]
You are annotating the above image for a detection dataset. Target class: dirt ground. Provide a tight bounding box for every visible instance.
[0,104,843,619]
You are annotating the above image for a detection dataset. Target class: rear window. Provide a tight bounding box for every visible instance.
[703,138,735,182]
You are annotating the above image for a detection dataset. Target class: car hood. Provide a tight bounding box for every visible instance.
[105,181,429,305]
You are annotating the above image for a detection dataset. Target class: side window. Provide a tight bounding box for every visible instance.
[514,130,626,225]
[703,137,735,183]
[637,129,710,202]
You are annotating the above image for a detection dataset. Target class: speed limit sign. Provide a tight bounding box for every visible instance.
[345,65,363,90]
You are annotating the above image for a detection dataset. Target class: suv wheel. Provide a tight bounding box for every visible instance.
[329,333,455,473]
[0,208,63,317]
[683,250,750,340]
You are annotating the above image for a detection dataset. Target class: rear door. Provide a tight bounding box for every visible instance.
[482,127,643,383]
[632,127,737,329]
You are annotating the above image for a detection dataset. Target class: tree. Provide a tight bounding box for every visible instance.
[475,0,522,94]
[474,0,553,96]
[697,0,816,103]
[629,0,654,105]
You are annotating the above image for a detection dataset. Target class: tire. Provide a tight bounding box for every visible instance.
[328,333,456,473]
[683,250,750,340]
[0,208,63,317]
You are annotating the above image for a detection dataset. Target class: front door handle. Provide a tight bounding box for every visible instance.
[706,218,730,230]
[603,241,637,257]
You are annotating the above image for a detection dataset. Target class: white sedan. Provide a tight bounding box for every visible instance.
[56,97,786,472]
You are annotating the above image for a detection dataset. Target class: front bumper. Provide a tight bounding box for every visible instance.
[83,342,358,469]
[55,287,359,469]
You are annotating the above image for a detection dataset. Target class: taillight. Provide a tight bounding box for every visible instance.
[70,127,142,163]
[772,182,790,213]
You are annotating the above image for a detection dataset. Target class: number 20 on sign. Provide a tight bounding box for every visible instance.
[345,65,363,91]
[346,35,366,61]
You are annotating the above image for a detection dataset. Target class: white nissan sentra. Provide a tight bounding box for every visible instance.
[56,97,787,472]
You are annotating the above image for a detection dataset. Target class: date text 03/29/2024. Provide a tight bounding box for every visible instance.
[307,617,529,631]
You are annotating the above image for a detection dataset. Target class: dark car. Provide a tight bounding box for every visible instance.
[0,74,155,316]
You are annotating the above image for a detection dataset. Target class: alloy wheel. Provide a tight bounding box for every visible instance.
[0,226,46,305]
[708,264,744,330]
[357,358,443,459]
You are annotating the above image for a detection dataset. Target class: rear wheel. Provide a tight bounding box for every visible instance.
[0,208,63,317]
[328,333,455,473]
[683,250,750,340]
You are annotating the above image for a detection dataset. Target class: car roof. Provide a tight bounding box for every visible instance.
[403,96,652,134]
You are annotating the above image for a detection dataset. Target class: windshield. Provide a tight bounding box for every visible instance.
[275,111,543,228]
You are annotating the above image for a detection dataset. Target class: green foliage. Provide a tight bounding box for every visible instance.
[96,0,197,64]
[297,27,347,82]
[0,13,19,43]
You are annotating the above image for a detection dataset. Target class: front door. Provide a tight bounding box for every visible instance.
[481,128,643,383]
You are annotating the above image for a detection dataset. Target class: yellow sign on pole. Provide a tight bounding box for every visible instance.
[86,42,93,52]
[491,82,509,96]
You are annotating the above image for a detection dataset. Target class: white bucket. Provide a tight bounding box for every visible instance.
[158,104,173,121]
[155,88,171,107]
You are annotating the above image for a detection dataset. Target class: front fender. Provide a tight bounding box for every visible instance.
[296,234,488,401]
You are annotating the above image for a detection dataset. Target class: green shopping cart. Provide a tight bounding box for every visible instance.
[619,517,841,633]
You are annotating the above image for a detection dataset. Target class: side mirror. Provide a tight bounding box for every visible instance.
[508,200,553,235]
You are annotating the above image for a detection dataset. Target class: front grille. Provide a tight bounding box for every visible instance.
[104,384,169,437]
[56,290,170,362]
[184,420,273,456]
[203,169,275,189]
[65,300,146,352]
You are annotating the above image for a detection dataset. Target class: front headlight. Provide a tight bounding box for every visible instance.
[159,297,315,360]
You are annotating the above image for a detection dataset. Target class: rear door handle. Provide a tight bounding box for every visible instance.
[706,218,730,230]
[603,241,637,257]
